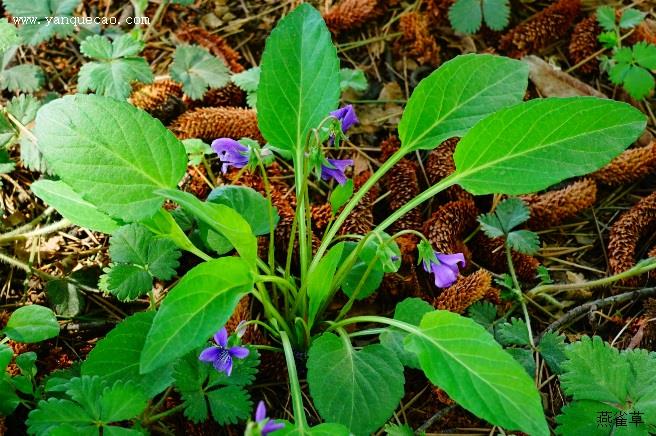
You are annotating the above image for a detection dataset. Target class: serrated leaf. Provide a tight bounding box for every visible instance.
[506,347,535,376]
[99,381,148,422]
[80,35,113,59]
[596,6,617,32]
[496,317,530,346]
[537,332,566,374]
[182,138,211,166]
[1,63,44,92]
[103,264,152,300]
[78,58,153,101]
[634,42,656,69]
[26,399,94,435]
[399,54,528,151]
[384,423,415,436]
[7,94,41,124]
[622,65,654,100]
[170,44,230,100]
[31,180,120,233]
[307,333,405,435]
[231,67,260,93]
[339,68,368,92]
[82,311,173,397]
[257,4,340,153]
[208,385,252,425]
[454,97,646,195]
[4,0,80,45]
[0,18,19,52]
[3,305,59,343]
[34,94,188,222]
[276,422,351,436]
[380,297,433,369]
[405,310,549,436]
[140,257,254,373]
[467,300,497,329]
[555,400,626,436]
[619,8,645,29]
[506,229,540,255]
[449,0,482,34]
[483,0,510,31]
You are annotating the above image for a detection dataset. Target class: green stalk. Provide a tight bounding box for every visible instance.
[294,148,310,282]
[505,245,535,348]
[280,331,309,431]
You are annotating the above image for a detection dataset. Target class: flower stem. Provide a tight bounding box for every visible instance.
[143,403,185,424]
[294,148,309,284]
[505,245,535,348]
[280,330,308,431]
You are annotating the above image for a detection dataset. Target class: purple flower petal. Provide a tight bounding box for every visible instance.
[198,346,221,363]
[330,105,359,133]
[214,327,228,348]
[255,401,267,422]
[262,420,285,436]
[213,350,232,374]
[321,159,353,185]
[228,346,250,359]
[436,252,466,269]
[431,262,458,288]
[211,138,250,173]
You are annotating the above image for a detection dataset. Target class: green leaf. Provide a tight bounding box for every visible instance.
[102,264,152,301]
[478,197,530,237]
[380,297,433,369]
[454,97,646,195]
[596,6,617,32]
[495,318,530,346]
[3,305,60,343]
[231,67,259,108]
[34,94,188,222]
[4,0,80,45]
[1,63,44,92]
[467,300,497,329]
[398,54,528,151]
[0,343,12,369]
[0,378,20,415]
[80,34,113,59]
[449,0,482,34]
[329,179,353,214]
[276,422,351,436]
[182,138,212,166]
[0,19,19,52]
[482,0,510,31]
[7,94,41,125]
[206,185,279,236]
[405,310,549,436]
[622,65,654,100]
[634,42,656,69]
[159,188,258,268]
[619,8,646,29]
[308,243,344,326]
[339,68,368,92]
[506,347,536,376]
[506,229,540,255]
[339,241,384,300]
[82,311,173,398]
[98,381,148,422]
[208,385,252,425]
[555,400,625,436]
[257,3,340,153]
[78,58,153,101]
[598,31,619,49]
[140,257,254,373]
[26,399,95,435]
[537,332,567,374]
[46,279,85,318]
[307,332,405,435]
[170,44,230,100]
[384,423,415,436]
[31,180,120,233]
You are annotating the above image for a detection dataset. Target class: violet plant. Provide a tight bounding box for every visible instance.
[19,3,655,435]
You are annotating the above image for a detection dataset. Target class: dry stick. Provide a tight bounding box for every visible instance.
[541,286,656,337]
[415,405,456,434]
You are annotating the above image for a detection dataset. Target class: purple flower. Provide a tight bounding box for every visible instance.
[422,252,466,288]
[330,105,358,133]
[255,401,284,436]
[321,158,353,185]
[211,138,249,173]
[199,327,249,376]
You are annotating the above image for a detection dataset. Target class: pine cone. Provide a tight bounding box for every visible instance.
[323,0,383,34]
[341,170,378,236]
[424,200,478,255]
[568,15,600,74]
[225,295,266,345]
[520,178,597,230]
[130,80,186,124]
[434,269,493,314]
[311,203,333,232]
[499,0,581,57]
[379,134,401,162]
[425,138,473,202]
[179,164,211,199]
[592,141,656,186]
[184,83,246,109]
[176,25,244,72]
[640,298,656,350]
[608,192,656,288]
[472,234,539,282]
[169,107,264,142]
[385,159,423,233]
[395,12,440,66]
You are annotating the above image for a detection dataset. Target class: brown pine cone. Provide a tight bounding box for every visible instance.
[568,15,601,74]
[520,178,597,230]
[169,107,264,143]
[385,158,423,233]
[379,134,401,162]
[472,234,539,282]
[311,203,333,232]
[323,0,383,34]
[184,83,246,109]
[608,192,656,288]
[499,0,581,57]
[425,138,473,202]
[434,269,494,314]
[341,170,378,236]
[395,11,440,66]
[424,199,478,256]
[640,298,656,350]
[176,25,244,72]
[130,80,186,124]
[592,141,656,186]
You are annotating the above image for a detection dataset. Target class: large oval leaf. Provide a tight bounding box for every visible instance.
[82,311,173,398]
[3,305,60,343]
[140,257,254,373]
[453,97,646,195]
[398,54,528,151]
[307,333,405,435]
[257,3,340,152]
[404,310,549,436]
[34,94,187,222]
[31,180,120,233]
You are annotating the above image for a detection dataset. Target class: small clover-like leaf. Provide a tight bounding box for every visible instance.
[621,65,654,100]
[596,6,617,32]
[478,197,531,239]
[467,300,497,329]
[633,41,656,70]
[170,44,230,100]
[482,0,510,31]
[339,68,368,92]
[0,18,20,52]
[231,66,260,108]
[4,0,80,45]
[496,317,530,346]
[449,0,482,34]
[537,332,567,374]
[102,264,152,301]
[0,64,44,93]
[506,229,540,255]
[619,8,646,29]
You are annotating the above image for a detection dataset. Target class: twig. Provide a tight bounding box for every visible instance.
[415,405,455,434]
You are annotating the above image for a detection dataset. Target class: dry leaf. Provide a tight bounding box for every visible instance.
[523,55,606,98]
